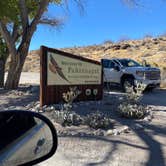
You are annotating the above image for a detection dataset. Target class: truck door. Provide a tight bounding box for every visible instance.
[102,59,121,83]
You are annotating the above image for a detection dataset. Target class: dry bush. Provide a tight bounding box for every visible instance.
[84,111,112,129]
[55,87,81,126]
[158,46,166,52]
[103,40,113,45]
[119,104,146,119]
[53,110,83,126]
[54,86,113,129]
[142,53,152,57]
[118,82,147,119]
[62,87,81,120]
[121,44,131,49]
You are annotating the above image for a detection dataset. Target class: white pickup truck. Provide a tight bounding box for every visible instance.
[101,58,161,92]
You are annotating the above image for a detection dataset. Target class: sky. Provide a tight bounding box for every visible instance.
[30,0,166,50]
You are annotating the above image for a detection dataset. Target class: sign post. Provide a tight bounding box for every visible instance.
[40,46,103,106]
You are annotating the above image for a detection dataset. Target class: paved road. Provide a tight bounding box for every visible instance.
[109,88,166,107]
[141,89,166,107]
[5,72,40,85]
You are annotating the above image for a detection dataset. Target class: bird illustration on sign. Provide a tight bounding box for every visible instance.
[48,54,71,83]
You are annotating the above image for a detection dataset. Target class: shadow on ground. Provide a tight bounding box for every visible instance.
[141,89,166,107]
[61,88,166,166]
[0,85,39,110]
[60,120,166,166]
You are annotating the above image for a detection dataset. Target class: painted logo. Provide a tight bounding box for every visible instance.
[49,54,70,83]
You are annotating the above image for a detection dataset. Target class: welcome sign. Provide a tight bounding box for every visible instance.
[40,46,103,106]
[47,52,101,85]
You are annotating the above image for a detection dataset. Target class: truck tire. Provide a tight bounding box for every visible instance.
[122,78,135,93]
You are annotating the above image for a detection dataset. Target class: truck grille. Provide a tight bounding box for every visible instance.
[145,71,160,80]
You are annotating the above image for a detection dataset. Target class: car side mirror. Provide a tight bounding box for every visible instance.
[0,110,58,166]
[114,65,120,71]
[145,64,151,67]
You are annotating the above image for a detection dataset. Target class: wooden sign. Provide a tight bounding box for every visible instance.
[40,46,103,106]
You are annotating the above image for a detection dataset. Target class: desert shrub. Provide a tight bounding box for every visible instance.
[62,86,81,111]
[158,37,166,41]
[151,62,159,68]
[53,109,112,129]
[142,53,152,57]
[143,34,153,40]
[54,87,112,129]
[118,104,146,119]
[141,41,146,46]
[126,81,146,104]
[104,46,112,52]
[84,111,112,129]
[53,87,81,126]
[53,110,83,126]
[103,40,113,45]
[112,44,121,50]
[158,46,166,52]
[121,44,131,49]
[153,41,159,45]
[118,82,147,119]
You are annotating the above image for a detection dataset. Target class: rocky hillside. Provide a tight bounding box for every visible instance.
[24,36,166,86]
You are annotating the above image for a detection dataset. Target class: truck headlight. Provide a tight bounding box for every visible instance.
[136,71,144,77]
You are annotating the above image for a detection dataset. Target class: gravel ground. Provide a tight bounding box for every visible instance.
[39,89,166,166]
[1,72,166,166]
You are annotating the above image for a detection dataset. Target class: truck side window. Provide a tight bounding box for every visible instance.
[102,59,109,68]
[102,60,115,68]
[110,62,115,68]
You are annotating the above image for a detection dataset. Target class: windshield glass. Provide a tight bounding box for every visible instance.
[118,59,141,67]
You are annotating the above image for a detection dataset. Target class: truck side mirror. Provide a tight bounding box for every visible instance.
[114,65,120,71]
[145,64,151,67]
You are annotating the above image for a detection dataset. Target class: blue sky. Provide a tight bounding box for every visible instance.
[30,0,166,50]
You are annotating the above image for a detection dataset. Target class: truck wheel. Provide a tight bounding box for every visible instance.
[122,78,135,93]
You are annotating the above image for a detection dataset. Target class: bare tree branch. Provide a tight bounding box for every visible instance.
[74,0,85,12]
[39,17,63,27]
[62,0,85,14]
[30,0,50,35]
[122,0,142,7]
[18,0,29,30]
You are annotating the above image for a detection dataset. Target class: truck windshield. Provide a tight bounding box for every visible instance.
[118,59,141,67]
